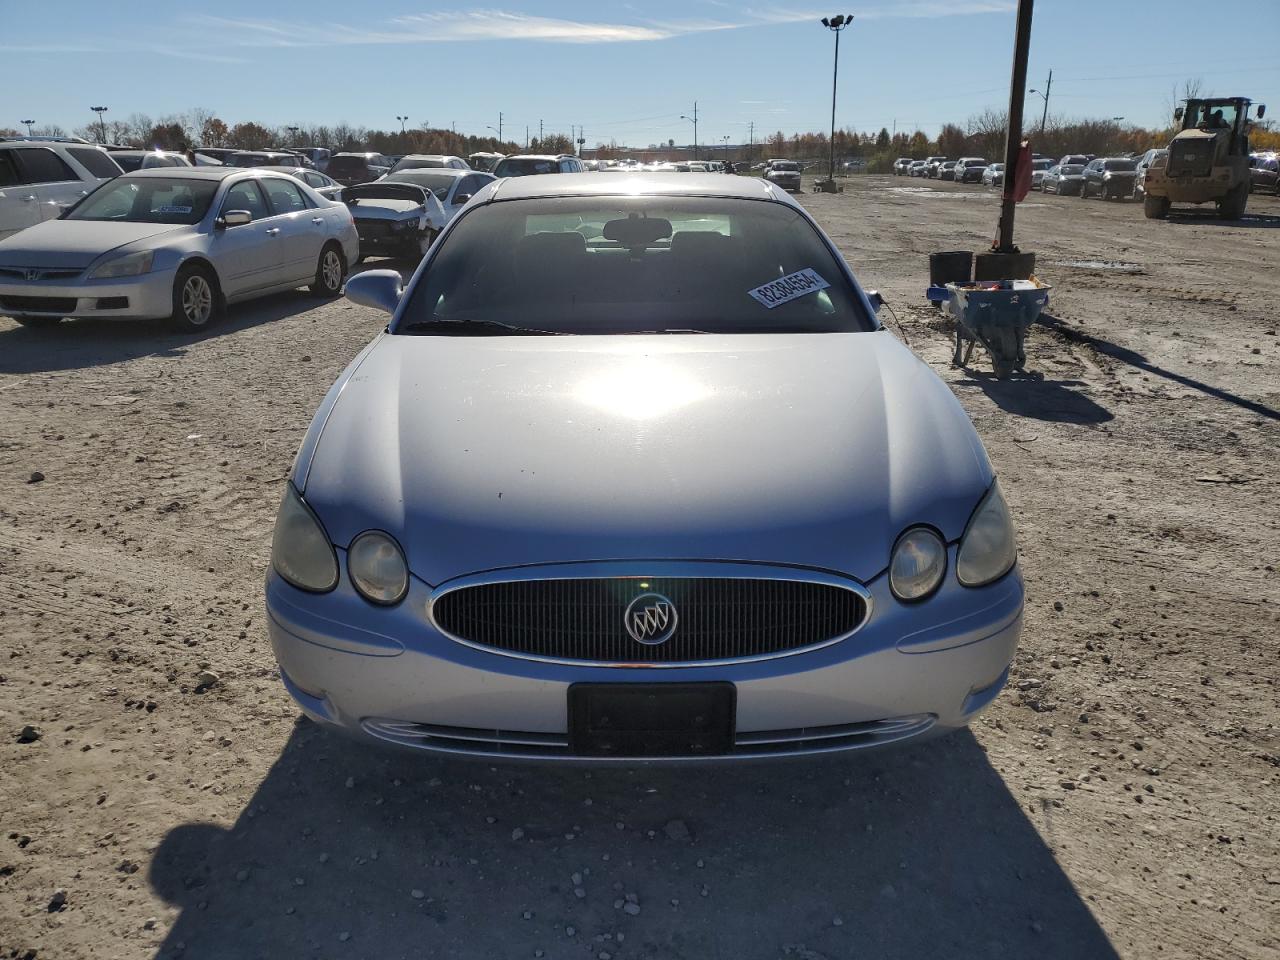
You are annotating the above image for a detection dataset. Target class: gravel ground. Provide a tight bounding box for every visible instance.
[1,176,1277,960]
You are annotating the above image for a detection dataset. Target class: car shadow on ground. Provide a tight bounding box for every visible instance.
[149,723,1119,960]
[0,290,340,376]
[1037,313,1280,422]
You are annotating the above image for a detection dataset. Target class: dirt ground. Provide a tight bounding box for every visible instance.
[1,176,1277,960]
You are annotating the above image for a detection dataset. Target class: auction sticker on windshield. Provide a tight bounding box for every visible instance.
[747,268,830,309]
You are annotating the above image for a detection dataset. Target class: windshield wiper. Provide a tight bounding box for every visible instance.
[624,328,712,335]
[398,318,568,336]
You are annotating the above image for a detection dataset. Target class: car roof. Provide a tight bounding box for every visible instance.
[257,165,315,174]
[400,154,461,160]
[488,171,784,202]
[389,167,471,178]
[125,167,252,181]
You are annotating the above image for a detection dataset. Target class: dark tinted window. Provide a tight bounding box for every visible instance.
[263,177,308,214]
[326,156,371,177]
[112,155,143,172]
[0,150,20,187]
[228,153,271,167]
[68,147,123,178]
[221,180,269,221]
[494,158,557,177]
[1104,159,1137,171]
[17,148,78,184]
[302,172,325,187]
[67,177,218,224]
[398,196,870,335]
[392,157,446,172]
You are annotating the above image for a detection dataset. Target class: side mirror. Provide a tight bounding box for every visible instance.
[344,269,403,314]
[453,193,472,205]
[1173,107,1184,122]
[217,210,252,229]
[1257,104,1266,119]
[866,290,885,313]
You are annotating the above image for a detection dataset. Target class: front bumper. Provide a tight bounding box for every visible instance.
[265,556,1024,762]
[767,176,801,191]
[0,267,177,320]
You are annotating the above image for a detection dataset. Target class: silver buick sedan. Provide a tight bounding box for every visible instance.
[0,168,359,331]
[266,174,1023,761]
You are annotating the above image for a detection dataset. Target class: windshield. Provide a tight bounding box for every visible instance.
[1060,164,1084,175]
[397,196,871,336]
[384,171,458,198]
[964,160,986,167]
[67,177,218,225]
[1032,160,1052,170]
[771,162,799,171]
[494,158,557,177]
[1104,159,1137,171]
[112,155,143,173]
[1185,101,1239,130]
[228,154,272,167]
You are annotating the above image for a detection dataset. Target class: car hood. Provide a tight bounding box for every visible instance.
[0,219,187,269]
[301,332,993,585]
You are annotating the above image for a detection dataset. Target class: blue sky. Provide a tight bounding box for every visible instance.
[4,1,1278,146]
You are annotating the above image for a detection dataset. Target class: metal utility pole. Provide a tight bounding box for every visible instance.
[681,102,699,160]
[748,121,754,163]
[91,106,108,144]
[820,15,853,184]
[22,119,35,136]
[993,0,1034,255]
[1030,69,1052,136]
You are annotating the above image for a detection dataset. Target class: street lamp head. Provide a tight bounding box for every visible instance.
[821,17,830,26]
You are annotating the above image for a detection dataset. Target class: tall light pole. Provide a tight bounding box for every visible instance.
[396,115,409,133]
[820,15,853,185]
[21,119,35,136]
[722,135,731,167]
[91,106,108,144]
[681,102,698,160]
[486,111,503,145]
[286,125,300,144]
[1029,68,1052,136]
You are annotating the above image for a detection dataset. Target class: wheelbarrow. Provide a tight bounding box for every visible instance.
[943,279,1051,379]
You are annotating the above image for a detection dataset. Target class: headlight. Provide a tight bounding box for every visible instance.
[956,482,1017,587]
[271,485,339,593]
[348,531,408,605]
[889,527,947,602]
[88,249,155,280]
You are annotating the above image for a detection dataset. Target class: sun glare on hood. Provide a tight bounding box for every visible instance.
[573,357,712,421]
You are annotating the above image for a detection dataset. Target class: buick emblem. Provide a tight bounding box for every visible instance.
[624,593,678,645]
[24,269,41,282]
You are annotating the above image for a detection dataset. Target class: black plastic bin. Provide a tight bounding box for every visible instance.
[929,251,974,287]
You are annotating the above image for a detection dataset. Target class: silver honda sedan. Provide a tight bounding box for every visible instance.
[0,168,359,332]
[266,174,1023,761]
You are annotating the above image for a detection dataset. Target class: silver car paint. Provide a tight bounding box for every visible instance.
[0,169,360,320]
[269,173,1022,758]
[298,332,992,586]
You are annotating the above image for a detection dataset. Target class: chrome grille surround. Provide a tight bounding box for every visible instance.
[426,562,873,668]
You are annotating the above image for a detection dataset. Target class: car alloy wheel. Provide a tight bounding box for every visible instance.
[181,274,213,326]
[321,249,343,291]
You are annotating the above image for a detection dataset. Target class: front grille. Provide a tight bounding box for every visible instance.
[1168,141,1214,178]
[431,576,868,665]
[0,266,82,282]
[355,220,394,238]
[0,295,78,312]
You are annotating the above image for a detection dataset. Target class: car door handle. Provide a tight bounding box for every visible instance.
[265,227,281,236]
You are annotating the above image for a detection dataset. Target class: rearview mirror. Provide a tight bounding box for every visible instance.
[344,269,403,314]
[1173,107,1184,122]
[866,290,885,313]
[218,210,252,228]
[1258,104,1266,119]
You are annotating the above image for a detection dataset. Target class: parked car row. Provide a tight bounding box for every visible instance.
[1250,152,1280,195]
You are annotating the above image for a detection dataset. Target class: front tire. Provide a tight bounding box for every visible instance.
[1143,194,1171,219]
[310,243,346,297]
[169,264,219,333]
[1217,182,1248,220]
